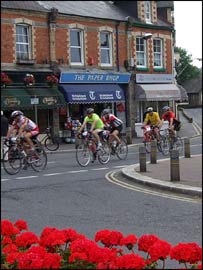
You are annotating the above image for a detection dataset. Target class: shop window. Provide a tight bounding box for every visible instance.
[136,37,147,67]
[70,29,84,65]
[16,24,32,61]
[100,31,112,66]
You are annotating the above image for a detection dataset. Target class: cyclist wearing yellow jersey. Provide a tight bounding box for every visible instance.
[78,108,104,150]
[143,107,162,141]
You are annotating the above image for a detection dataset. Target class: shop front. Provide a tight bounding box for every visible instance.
[58,72,131,141]
[134,73,188,137]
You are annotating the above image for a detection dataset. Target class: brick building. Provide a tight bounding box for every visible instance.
[1,1,187,142]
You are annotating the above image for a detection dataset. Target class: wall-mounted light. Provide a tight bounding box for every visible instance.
[143,33,152,39]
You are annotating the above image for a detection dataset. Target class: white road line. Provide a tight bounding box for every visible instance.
[69,170,88,173]
[1,179,10,181]
[91,167,109,171]
[113,165,126,168]
[16,176,39,179]
[44,172,65,176]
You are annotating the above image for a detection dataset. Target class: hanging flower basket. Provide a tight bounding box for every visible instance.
[1,72,12,88]
[46,74,58,87]
[24,73,35,87]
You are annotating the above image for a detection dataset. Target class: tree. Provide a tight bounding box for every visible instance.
[174,47,201,85]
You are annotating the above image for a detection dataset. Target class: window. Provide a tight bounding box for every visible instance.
[145,1,152,23]
[100,32,112,66]
[153,38,163,68]
[70,29,84,65]
[16,24,31,60]
[136,37,147,67]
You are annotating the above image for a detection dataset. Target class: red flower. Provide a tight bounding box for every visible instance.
[115,253,146,269]
[1,72,12,85]
[170,242,202,264]
[42,252,62,268]
[120,234,138,250]
[62,228,80,243]
[46,74,58,84]
[2,243,18,254]
[138,234,160,253]
[148,239,172,261]
[5,252,20,265]
[1,220,20,237]
[17,252,44,269]
[15,232,39,248]
[14,219,28,231]
[40,228,66,247]
[24,73,35,85]
[95,229,124,247]
[2,236,13,246]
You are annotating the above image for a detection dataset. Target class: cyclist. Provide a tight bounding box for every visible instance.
[101,109,123,146]
[6,111,39,153]
[161,106,180,137]
[143,107,162,141]
[78,108,104,150]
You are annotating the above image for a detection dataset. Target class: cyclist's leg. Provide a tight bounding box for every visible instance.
[92,129,103,148]
[153,126,160,141]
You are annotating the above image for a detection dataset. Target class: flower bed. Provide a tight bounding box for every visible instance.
[1,219,202,269]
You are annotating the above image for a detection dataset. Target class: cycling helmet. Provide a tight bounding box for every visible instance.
[86,108,94,114]
[11,110,24,118]
[102,109,110,116]
[162,106,170,112]
[147,107,153,112]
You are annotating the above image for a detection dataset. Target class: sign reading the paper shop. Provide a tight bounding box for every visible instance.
[136,74,173,83]
[60,72,131,84]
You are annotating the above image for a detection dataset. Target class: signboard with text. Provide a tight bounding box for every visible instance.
[136,74,173,83]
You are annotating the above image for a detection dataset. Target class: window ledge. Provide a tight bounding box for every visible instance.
[153,68,166,72]
[136,67,149,71]
[16,59,35,65]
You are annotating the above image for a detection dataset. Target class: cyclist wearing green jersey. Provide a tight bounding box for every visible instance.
[78,108,104,150]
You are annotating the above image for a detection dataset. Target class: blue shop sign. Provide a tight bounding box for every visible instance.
[59,72,131,84]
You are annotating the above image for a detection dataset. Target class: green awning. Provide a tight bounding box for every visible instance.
[1,87,66,110]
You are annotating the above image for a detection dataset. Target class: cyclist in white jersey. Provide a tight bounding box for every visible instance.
[6,111,39,152]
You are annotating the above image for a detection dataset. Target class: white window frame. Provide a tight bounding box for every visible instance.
[145,1,152,23]
[70,29,84,66]
[136,37,147,68]
[153,38,163,68]
[16,24,32,60]
[100,31,112,67]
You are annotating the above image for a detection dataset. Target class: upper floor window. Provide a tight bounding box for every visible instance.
[136,37,147,67]
[145,1,152,23]
[153,38,163,68]
[70,29,84,65]
[100,32,112,66]
[16,24,31,60]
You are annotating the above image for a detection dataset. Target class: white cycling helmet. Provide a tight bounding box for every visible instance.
[162,106,170,112]
[11,110,23,118]
[147,107,153,112]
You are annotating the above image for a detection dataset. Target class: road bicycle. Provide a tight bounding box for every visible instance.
[76,131,111,167]
[142,125,163,153]
[106,132,128,160]
[159,128,183,156]
[40,127,60,151]
[2,136,47,175]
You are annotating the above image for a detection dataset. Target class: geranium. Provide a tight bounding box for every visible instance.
[95,229,124,247]
[115,253,146,269]
[1,219,20,237]
[24,73,35,86]
[46,74,58,87]
[138,234,160,253]
[1,72,12,86]
[15,231,39,248]
[120,234,138,250]
[14,219,28,231]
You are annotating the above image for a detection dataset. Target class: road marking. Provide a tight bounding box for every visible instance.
[105,171,201,204]
[91,167,109,171]
[16,176,39,179]
[1,179,10,181]
[113,165,126,168]
[69,170,88,173]
[44,172,65,176]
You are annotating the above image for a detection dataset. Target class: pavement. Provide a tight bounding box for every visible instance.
[47,114,202,198]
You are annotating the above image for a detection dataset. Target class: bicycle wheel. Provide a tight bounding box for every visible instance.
[44,136,60,151]
[172,136,183,155]
[30,145,47,172]
[159,135,170,156]
[98,142,111,164]
[3,147,22,175]
[116,139,128,160]
[76,143,91,167]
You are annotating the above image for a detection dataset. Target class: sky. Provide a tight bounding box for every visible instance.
[174,1,202,68]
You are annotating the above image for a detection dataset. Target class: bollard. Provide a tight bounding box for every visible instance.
[150,140,157,164]
[184,138,190,158]
[139,145,146,172]
[170,149,180,181]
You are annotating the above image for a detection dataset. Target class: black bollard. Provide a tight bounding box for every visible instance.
[139,145,146,172]
[184,138,190,158]
[150,140,157,164]
[170,149,180,181]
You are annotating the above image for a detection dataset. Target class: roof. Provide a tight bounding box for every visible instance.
[157,1,174,9]
[182,76,202,94]
[1,1,173,27]
[1,1,48,12]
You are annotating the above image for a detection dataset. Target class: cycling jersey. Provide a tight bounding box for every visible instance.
[144,112,160,126]
[101,114,123,128]
[12,116,39,133]
[162,111,176,122]
[84,113,104,129]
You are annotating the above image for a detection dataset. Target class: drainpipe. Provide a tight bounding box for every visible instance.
[115,21,120,72]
